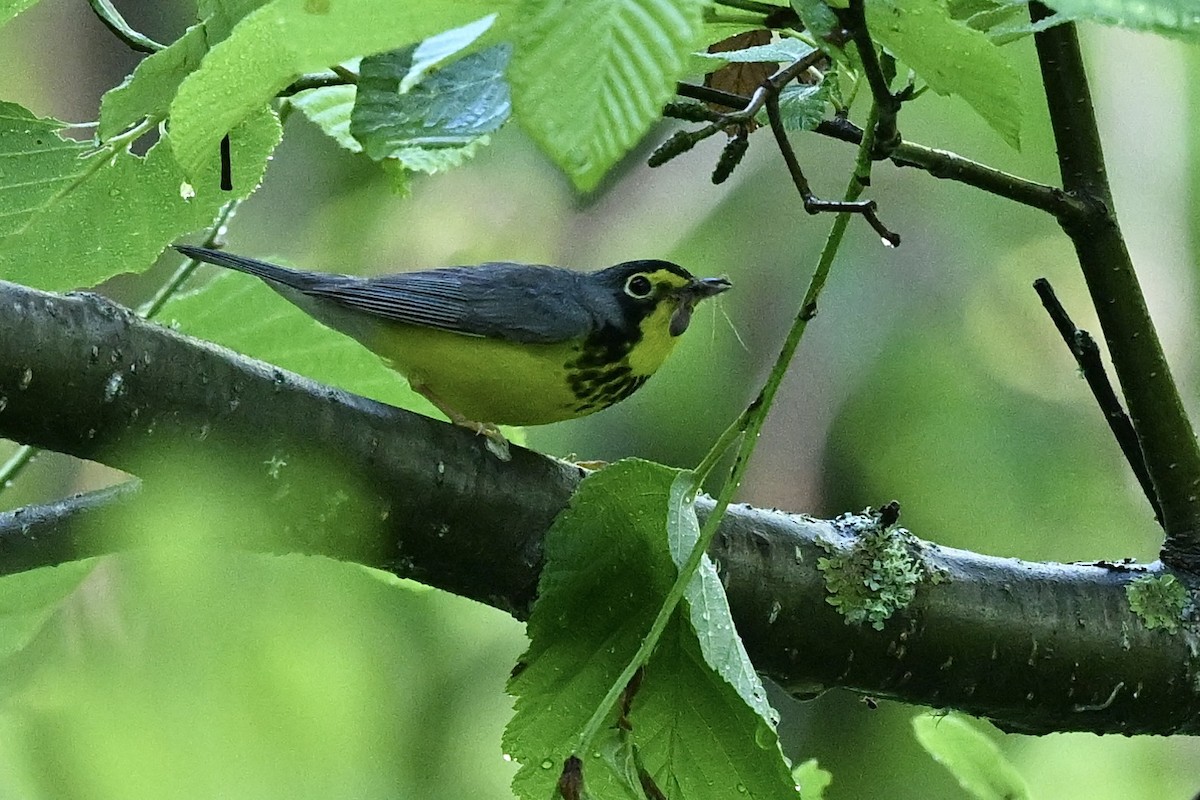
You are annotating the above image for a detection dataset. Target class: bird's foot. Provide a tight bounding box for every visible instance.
[475,422,512,462]
[413,383,512,461]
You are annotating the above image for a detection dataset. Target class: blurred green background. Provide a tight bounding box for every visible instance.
[2,1,1199,798]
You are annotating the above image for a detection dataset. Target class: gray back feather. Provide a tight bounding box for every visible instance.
[312,263,619,343]
[174,246,622,344]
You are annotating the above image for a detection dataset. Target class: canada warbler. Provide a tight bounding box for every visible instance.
[174,245,730,447]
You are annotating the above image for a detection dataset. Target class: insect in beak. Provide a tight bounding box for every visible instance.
[669,277,732,336]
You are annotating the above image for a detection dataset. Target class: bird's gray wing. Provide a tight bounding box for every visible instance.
[308,263,611,344]
[172,246,611,344]
[307,270,475,333]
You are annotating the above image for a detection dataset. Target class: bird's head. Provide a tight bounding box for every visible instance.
[596,259,732,338]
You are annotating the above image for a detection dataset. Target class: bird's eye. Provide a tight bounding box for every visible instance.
[624,274,654,299]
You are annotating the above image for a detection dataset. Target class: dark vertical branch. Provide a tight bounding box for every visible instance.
[843,0,903,155]
[1033,279,1163,524]
[1031,5,1200,568]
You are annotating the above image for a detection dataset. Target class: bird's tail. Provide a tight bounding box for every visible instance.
[173,245,324,290]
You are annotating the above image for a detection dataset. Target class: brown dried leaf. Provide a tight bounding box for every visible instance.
[704,30,773,132]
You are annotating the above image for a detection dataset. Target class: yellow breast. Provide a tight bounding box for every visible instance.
[362,300,683,427]
[368,325,586,425]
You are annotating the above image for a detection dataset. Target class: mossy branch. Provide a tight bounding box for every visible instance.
[0,280,1199,735]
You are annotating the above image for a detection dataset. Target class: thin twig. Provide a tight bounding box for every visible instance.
[676,81,749,109]
[0,447,37,493]
[722,51,827,125]
[677,82,1090,221]
[1033,279,1163,524]
[138,201,242,318]
[842,0,903,155]
[281,73,354,95]
[713,0,798,19]
[576,101,887,760]
[766,91,900,245]
[330,65,360,84]
[668,56,901,240]
[711,0,802,27]
[87,0,164,53]
[650,54,824,173]
[814,117,1091,221]
[705,10,773,26]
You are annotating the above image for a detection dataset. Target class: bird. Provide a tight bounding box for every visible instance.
[174,245,731,457]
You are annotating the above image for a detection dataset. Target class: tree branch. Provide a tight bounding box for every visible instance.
[765,94,899,244]
[0,280,1198,735]
[842,0,904,156]
[0,281,575,614]
[674,84,1091,220]
[1031,6,1200,569]
[282,73,354,95]
[1033,278,1162,524]
[664,59,900,241]
[814,117,1091,220]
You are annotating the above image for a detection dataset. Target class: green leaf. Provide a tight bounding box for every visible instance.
[99,24,210,141]
[380,137,493,173]
[1041,0,1200,41]
[791,0,841,41]
[946,0,998,17]
[197,0,274,40]
[510,0,708,191]
[665,472,780,728]
[98,1,277,141]
[866,0,1023,148]
[975,7,1077,42]
[912,713,1032,800]
[0,561,97,682]
[0,103,281,292]
[169,2,510,177]
[631,618,792,799]
[948,0,1076,42]
[0,0,41,28]
[773,80,832,130]
[160,271,438,416]
[293,14,510,173]
[399,12,498,90]
[291,85,362,152]
[505,460,675,799]
[694,37,816,63]
[793,759,833,800]
[0,103,90,241]
[351,42,511,165]
[505,460,793,800]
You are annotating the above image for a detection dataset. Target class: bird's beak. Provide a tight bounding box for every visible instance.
[689,276,733,299]
[669,276,732,336]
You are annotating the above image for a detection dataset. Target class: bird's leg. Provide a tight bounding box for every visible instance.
[411,383,511,461]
